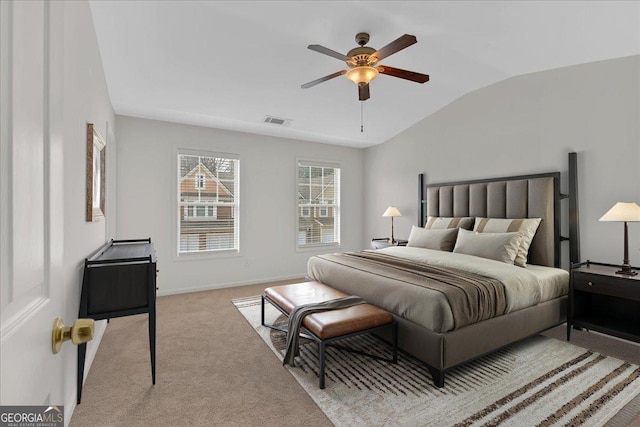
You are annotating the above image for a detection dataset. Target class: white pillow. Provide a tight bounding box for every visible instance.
[453,229,523,264]
[407,226,458,251]
[474,217,541,267]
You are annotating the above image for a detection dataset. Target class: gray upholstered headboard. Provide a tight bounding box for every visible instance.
[420,173,561,267]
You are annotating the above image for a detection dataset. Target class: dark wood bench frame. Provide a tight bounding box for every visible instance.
[261,294,398,389]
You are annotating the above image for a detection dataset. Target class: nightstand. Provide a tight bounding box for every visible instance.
[568,261,640,343]
[370,238,408,250]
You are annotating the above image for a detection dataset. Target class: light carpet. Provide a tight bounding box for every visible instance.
[233,295,640,427]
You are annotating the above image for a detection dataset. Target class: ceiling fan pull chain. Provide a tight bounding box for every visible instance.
[361,101,364,133]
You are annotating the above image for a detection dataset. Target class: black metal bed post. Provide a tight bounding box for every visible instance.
[418,173,425,227]
[553,173,562,268]
[568,152,581,264]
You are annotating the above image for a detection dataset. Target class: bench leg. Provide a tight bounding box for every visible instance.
[392,322,398,364]
[261,295,265,326]
[319,341,326,389]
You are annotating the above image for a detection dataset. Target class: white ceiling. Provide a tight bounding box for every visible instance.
[89,1,640,147]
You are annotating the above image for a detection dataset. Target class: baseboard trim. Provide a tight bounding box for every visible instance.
[156,273,307,296]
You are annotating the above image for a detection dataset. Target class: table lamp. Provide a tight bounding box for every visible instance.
[382,206,402,243]
[599,202,640,276]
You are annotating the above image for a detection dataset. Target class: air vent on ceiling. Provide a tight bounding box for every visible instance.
[264,115,292,127]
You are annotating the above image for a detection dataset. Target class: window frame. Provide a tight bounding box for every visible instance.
[295,159,341,251]
[176,148,240,258]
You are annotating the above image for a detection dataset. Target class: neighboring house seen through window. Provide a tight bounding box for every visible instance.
[178,150,239,254]
[297,161,340,247]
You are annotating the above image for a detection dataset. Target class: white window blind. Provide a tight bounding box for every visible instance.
[178,151,239,254]
[297,161,340,247]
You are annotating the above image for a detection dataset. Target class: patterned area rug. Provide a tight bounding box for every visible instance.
[233,296,640,427]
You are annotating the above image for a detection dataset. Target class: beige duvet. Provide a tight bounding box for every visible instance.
[307,246,568,333]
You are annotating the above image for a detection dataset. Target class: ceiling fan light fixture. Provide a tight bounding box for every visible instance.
[346,66,379,85]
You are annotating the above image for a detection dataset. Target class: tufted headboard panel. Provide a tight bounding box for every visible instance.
[421,173,561,267]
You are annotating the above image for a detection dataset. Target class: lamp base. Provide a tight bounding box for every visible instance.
[616,269,638,276]
[616,265,638,276]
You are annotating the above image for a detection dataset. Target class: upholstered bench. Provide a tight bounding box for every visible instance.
[261,281,397,389]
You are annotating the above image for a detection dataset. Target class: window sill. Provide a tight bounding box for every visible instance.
[295,243,342,253]
[173,249,241,262]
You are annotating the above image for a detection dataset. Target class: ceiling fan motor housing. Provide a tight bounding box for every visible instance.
[346,47,376,66]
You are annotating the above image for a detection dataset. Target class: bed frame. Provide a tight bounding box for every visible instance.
[387,152,581,387]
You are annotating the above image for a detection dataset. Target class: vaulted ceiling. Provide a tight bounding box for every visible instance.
[89,1,640,147]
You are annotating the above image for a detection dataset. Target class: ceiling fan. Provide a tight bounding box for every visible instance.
[302,32,430,101]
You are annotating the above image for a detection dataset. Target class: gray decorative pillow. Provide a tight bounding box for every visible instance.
[425,216,474,230]
[453,229,523,264]
[407,226,458,251]
[474,217,541,267]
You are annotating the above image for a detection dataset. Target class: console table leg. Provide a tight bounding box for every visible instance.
[149,311,156,384]
[77,343,87,404]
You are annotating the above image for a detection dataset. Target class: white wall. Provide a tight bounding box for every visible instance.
[61,0,115,417]
[115,116,364,294]
[364,55,640,268]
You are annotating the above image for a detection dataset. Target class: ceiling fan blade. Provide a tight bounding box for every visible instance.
[301,70,347,89]
[358,83,370,101]
[378,65,429,83]
[370,34,417,62]
[307,44,351,62]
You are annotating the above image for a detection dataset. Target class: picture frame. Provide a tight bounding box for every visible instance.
[86,123,106,222]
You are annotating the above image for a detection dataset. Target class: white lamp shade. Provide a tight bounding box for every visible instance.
[382,206,402,217]
[599,202,640,222]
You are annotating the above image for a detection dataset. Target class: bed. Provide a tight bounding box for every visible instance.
[307,153,580,387]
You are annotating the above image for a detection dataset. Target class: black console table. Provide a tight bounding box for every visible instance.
[77,238,157,404]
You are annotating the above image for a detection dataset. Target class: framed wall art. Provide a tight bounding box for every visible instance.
[86,123,106,222]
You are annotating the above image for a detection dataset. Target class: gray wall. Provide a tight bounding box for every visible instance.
[365,55,640,268]
[115,116,364,294]
[116,55,640,294]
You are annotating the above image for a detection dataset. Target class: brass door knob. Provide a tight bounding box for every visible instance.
[52,318,95,354]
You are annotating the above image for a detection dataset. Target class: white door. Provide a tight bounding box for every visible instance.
[1,0,67,417]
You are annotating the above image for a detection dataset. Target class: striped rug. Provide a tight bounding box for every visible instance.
[232,296,640,427]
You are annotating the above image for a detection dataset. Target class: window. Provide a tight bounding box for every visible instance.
[178,150,239,254]
[297,161,340,247]
[195,173,205,189]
